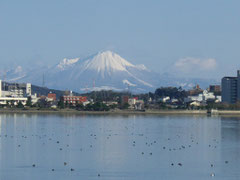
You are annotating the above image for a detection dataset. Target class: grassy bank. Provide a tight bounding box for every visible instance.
[1,108,240,116]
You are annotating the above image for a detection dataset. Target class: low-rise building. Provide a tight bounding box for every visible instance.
[135,100,144,110]
[188,85,203,96]
[63,95,87,106]
[47,93,57,101]
[128,98,137,107]
[31,93,39,105]
[184,90,220,103]
[0,97,28,106]
[104,101,118,106]
[128,97,144,110]
[159,96,170,103]
[121,96,129,105]
[209,85,221,93]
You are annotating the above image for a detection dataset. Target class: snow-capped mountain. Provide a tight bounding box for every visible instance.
[19,51,158,93]
[3,51,218,93]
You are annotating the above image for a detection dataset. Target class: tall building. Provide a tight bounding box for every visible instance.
[221,70,240,104]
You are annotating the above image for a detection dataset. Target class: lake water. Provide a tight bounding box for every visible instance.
[0,114,239,180]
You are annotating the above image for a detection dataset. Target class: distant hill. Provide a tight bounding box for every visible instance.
[31,85,80,99]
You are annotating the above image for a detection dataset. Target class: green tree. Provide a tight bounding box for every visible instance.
[69,103,74,109]
[85,103,93,111]
[6,101,10,107]
[121,103,130,109]
[17,101,24,108]
[65,101,69,108]
[109,104,118,109]
[155,87,187,101]
[10,100,15,107]
[26,97,32,107]
[58,99,65,109]
[76,103,84,110]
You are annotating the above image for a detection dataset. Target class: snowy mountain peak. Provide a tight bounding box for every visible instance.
[57,58,80,70]
[83,51,135,74]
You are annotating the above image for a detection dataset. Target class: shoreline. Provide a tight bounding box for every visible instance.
[0,109,240,116]
[0,109,206,114]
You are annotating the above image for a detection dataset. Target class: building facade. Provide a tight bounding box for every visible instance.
[63,95,87,105]
[221,70,240,104]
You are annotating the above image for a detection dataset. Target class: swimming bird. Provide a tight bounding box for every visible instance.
[211,173,215,177]
[178,163,182,166]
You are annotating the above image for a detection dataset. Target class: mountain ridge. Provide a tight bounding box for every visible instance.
[2,51,219,93]
[18,51,155,93]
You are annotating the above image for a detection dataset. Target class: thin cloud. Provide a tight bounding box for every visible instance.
[174,57,217,73]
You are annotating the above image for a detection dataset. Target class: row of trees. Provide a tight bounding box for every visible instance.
[80,88,187,103]
[153,87,187,100]
[58,100,130,111]
[3,101,25,108]
[81,90,131,102]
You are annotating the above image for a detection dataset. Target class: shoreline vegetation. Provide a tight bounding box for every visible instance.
[1,108,240,116]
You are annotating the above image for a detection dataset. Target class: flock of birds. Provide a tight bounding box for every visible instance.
[0,119,232,179]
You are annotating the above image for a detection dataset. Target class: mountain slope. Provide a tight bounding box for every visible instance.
[20,51,157,93]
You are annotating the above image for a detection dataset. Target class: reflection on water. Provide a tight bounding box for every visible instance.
[0,114,239,180]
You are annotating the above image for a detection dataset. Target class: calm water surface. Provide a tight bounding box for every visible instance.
[0,114,239,180]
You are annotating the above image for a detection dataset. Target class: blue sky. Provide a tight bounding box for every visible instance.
[0,0,239,78]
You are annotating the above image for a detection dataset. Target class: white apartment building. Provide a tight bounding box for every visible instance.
[0,80,32,106]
